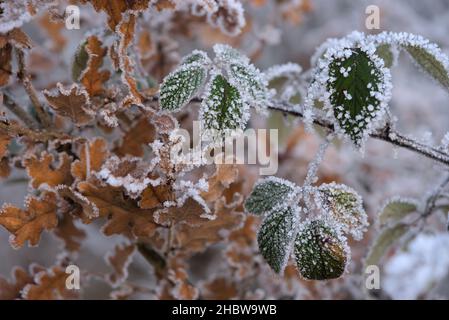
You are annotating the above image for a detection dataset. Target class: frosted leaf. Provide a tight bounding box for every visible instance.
[213,43,250,65]
[159,62,208,111]
[307,32,392,148]
[370,32,449,91]
[378,196,419,226]
[257,206,299,274]
[244,176,298,216]
[180,49,211,65]
[364,223,408,269]
[0,1,53,34]
[227,62,271,109]
[199,71,249,133]
[375,44,395,68]
[314,182,368,240]
[264,63,303,82]
[327,48,388,146]
[294,219,349,280]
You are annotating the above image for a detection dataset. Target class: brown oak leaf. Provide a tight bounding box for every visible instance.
[114,116,156,157]
[174,197,244,253]
[75,178,159,239]
[54,209,87,252]
[201,164,239,202]
[43,83,94,126]
[105,243,136,287]
[80,35,111,97]
[71,137,109,181]
[200,277,238,300]
[0,267,33,300]
[22,266,77,300]
[0,43,12,86]
[80,0,151,30]
[24,152,73,188]
[0,191,58,248]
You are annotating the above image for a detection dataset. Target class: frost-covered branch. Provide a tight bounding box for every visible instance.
[270,100,449,167]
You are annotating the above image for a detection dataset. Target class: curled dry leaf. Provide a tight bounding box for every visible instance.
[43,83,94,126]
[0,191,58,249]
[74,178,160,239]
[174,197,244,253]
[80,0,152,30]
[54,209,87,252]
[114,116,156,157]
[22,265,78,300]
[24,152,73,189]
[105,243,136,287]
[0,267,34,300]
[80,35,111,97]
[71,138,109,181]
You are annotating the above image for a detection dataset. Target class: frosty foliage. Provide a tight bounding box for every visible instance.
[383,233,449,299]
[377,196,419,227]
[244,176,298,216]
[160,44,271,138]
[245,176,366,278]
[306,31,392,148]
[314,183,368,240]
[294,219,349,280]
[257,206,299,274]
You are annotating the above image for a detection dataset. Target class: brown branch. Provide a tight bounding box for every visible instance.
[15,49,52,129]
[269,100,449,167]
[0,119,72,142]
[2,92,39,129]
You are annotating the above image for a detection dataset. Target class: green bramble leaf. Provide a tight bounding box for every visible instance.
[227,62,270,108]
[328,48,385,146]
[364,223,408,269]
[72,40,88,81]
[375,44,394,68]
[159,62,207,111]
[257,206,299,274]
[315,183,368,240]
[405,45,449,91]
[180,50,210,65]
[378,197,418,226]
[244,177,297,216]
[213,43,250,65]
[294,219,349,280]
[199,72,247,132]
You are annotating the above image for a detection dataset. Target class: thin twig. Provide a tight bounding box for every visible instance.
[15,49,52,129]
[2,92,39,129]
[0,119,72,142]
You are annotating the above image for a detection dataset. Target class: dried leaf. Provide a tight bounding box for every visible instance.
[114,117,156,157]
[71,138,109,181]
[22,266,77,300]
[80,0,151,30]
[43,83,94,126]
[0,191,58,248]
[0,267,33,300]
[76,178,159,239]
[54,211,86,252]
[105,243,136,287]
[80,36,111,96]
[24,152,73,189]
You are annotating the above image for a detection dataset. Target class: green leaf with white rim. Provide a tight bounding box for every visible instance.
[181,50,210,65]
[364,223,408,269]
[328,48,385,146]
[228,62,269,107]
[375,44,394,68]
[294,219,348,280]
[200,73,246,132]
[378,198,418,226]
[257,206,298,274]
[159,63,207,111]
[244,178,297,216]
[405,45,449,91]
